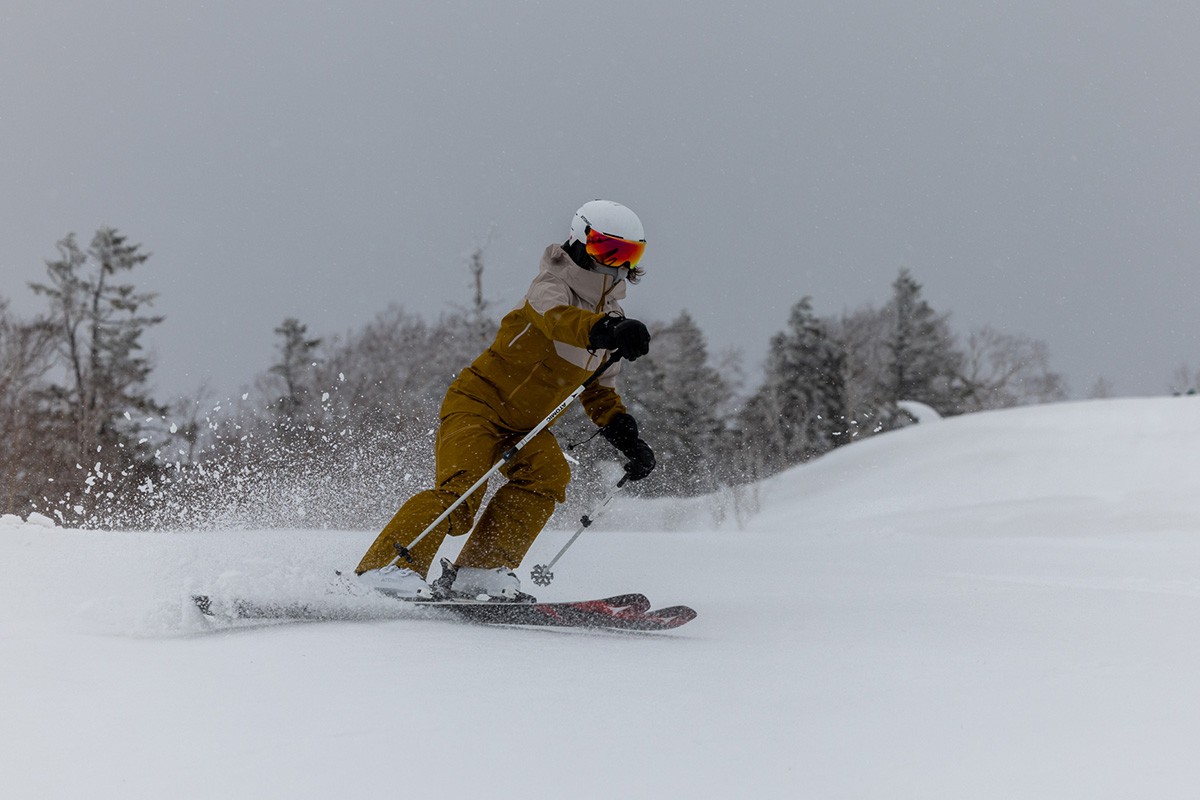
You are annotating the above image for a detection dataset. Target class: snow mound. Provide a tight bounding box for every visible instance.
[755,396,1200,536]
[897,398,942,422]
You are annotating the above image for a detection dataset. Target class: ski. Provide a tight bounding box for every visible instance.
[192,592,696,632]
[434,593,697,631]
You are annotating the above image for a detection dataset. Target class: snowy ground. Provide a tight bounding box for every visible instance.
[4,397,1200,798]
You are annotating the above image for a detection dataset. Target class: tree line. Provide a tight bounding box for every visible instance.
[2,227,1069,529]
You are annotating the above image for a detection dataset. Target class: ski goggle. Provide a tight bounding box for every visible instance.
[584,227,646,270]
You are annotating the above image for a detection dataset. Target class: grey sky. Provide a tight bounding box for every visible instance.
[3,1,1198,401]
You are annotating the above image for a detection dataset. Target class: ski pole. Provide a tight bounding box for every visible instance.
[530,474,628,586]
[391,352,624,568]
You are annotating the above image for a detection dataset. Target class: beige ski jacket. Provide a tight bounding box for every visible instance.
[441,244,629,432]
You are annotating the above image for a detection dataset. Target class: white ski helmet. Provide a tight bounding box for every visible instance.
[567,200,646,270]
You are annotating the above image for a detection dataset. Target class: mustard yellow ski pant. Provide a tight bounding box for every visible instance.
[356,412,570,578]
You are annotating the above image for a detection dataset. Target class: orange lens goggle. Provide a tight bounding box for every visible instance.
[585,228,646,270]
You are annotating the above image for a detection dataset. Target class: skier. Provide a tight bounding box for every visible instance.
[354,200,656,601]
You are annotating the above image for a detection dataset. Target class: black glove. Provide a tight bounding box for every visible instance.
[601,413,656,481]
[589,315,651,361]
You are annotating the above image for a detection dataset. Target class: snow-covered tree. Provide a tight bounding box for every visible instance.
[828,303,894,437]
[739,297,849,475]
[617,311,731,497]
[315,304,441,431]
[879,269,963,415]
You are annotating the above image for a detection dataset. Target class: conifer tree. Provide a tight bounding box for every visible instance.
[829,303,892,437]
[741,297,848,473]
[31,229,165,454]
[268,317,322,422]
[880,269,962,414]
[619,311,730,496]
[27,228,165,522]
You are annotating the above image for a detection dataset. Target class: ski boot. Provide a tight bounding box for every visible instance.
[432,559,535,603]
[355,565,434,600]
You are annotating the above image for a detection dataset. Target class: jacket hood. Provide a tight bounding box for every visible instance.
[541,244,627,305]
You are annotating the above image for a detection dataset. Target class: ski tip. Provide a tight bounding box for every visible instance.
[652,605,698,627]
[612,605,696,631]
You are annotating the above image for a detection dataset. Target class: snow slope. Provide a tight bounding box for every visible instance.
[3,397,1200,799]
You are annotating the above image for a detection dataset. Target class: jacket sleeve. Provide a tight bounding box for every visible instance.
[521,273,603,348]
[522,271,627,426]
[522,300,628,426]
[520,301,601,348]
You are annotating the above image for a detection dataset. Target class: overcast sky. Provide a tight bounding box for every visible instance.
[3,1,1198,402]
